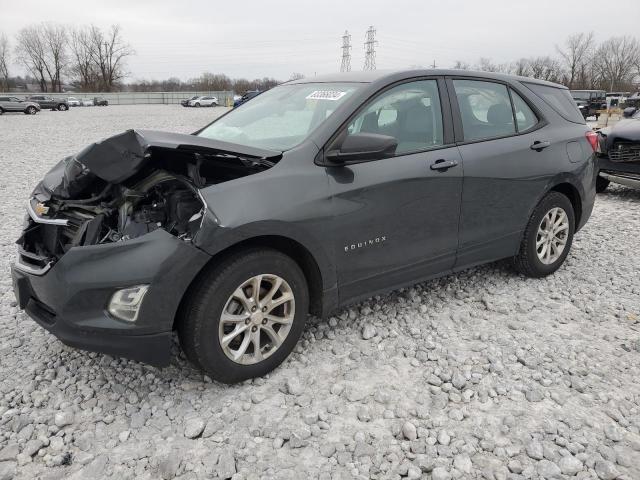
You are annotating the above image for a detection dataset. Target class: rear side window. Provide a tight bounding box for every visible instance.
[453,80,515,141]
[524,83,585,124]
[511,90,538,132]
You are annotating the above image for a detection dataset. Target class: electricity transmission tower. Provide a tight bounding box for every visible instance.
[340,31,352,72]
[363,26,377,71]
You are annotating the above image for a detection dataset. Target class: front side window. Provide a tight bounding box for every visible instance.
[511,90,538,132]
[453,80,515,141]
[198,82,361,150]
[346,80,444,155]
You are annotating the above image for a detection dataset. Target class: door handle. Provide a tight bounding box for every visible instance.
[430,159,458,171]
[530,140,551,151]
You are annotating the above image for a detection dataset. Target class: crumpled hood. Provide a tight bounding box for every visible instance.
[607,119,640,141]
[72,129,282,184]
[37,129,283,200]
[603,118,640,150]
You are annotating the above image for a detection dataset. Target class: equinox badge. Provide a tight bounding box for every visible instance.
[344,236,387,252]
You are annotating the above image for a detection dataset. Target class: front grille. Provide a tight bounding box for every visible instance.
[609,142,640,163]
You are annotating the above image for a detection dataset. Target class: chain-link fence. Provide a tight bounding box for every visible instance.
[0,91,235,106]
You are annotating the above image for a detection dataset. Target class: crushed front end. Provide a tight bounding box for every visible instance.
[12,129,281,366]
[597,124,640,190]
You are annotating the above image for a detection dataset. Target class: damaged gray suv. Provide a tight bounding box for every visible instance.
[12,70,597,383]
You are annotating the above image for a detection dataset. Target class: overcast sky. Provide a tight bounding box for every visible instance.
[1,0,639,82]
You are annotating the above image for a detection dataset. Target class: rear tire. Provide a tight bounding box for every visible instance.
[596,175,610,193]
[0,108,4,115]
[178,248,309,384]
[25,106,37,115]
[512,191,575,278]
[58,104,68,111]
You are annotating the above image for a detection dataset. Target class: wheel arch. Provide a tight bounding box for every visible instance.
[549,182,582,228]
[174,235,326,330]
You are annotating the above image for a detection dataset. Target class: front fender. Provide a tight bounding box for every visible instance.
[194,217,337,293]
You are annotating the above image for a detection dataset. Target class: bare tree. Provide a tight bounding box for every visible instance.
[477,57,499,72]
[0,33,9,90]
[476,58,510,73]
[70,27,99,91]
[527,56,563,83]
[452,60,470,70]
[594,36,640,91]
[510,58,531,77]
[15,25,49,91]
[88,25,134,91]
[289,72,304,80]
[556,32,594,89]
[42,24,67,92]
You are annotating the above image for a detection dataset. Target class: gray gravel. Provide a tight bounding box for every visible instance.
[1,105,640,479]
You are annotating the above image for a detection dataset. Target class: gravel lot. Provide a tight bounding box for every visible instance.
[1,105,640,480]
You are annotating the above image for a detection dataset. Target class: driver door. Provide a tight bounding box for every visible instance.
[325,78,463,302]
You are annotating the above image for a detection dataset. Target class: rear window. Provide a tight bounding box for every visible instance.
[525,83,585,124]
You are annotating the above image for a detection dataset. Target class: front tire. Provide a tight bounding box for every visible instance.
[195,102,201,107]
[512,191,575,278]
[58,104,68,111]
[596,175,610,193]
[178,248,309,384]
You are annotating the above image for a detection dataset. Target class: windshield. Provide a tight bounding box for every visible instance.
[571,91,591,101]
[198,82,362,150]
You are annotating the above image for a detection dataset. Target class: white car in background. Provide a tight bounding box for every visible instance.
[67,97,81,107]
[188,96,218,107]
[81,98,94,106]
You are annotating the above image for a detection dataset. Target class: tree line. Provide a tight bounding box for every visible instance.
[453,33,640,91]
[0,23,133,92]
[127,73,281,94]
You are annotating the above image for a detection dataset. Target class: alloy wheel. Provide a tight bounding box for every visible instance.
[536,207,569,265]
[218,274,295,365]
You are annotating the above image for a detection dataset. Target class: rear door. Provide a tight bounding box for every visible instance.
[448,77,560,268]
[326,78,464,302]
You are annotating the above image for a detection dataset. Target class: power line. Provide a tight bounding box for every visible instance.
[340,30,352,72]
[363,26,377,71]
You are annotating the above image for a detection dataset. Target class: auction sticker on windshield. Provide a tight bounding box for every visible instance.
[306,90,348,101]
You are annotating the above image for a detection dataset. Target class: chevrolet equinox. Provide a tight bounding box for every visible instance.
[12,70,597,383]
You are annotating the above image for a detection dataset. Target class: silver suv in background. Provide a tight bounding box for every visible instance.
[188,95,218,107]
[0,96,41,115]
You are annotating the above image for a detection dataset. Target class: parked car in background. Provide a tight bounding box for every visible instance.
[81,98,94,107]
[27,95,69,111]
[234,90,261,108]
[0,96,41,115]
[12,69,597,383]
[570,90,606,119]
[94,97,108,106]
[606,91,631,109]
[595,107,640,192]
[181,96,199,107]
[67,97,81,107]
[188,96,218,107]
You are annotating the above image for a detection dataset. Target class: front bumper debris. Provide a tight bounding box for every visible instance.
[12,229,211,366]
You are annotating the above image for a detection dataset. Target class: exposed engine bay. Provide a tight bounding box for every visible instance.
[17,129,281,268]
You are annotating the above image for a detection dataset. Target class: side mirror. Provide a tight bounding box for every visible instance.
[325,133,398,166]
[623,107,637,118]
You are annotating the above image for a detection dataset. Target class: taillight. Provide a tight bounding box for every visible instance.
[585,130,598,152]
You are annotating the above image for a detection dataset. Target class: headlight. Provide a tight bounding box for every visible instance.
[108,285,149,322]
